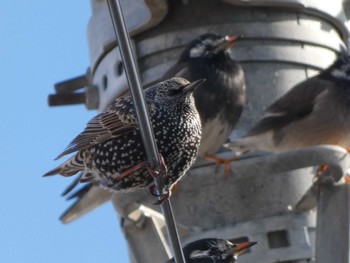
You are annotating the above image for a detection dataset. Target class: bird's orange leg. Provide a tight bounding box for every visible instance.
[146,154,167,178]
[116,161,149,179]
[149,183,171,205]
[316,164,329,178]
[316,145,350,182]
[204,155,238,176]
[116,155,170,203]
[142,154,170,204]
[117,154,167,179]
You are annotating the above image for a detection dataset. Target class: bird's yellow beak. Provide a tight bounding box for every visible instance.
[225,35,241,48]
[234,241,257,256]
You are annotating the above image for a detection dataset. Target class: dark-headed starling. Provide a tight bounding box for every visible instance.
[45,77,203,199]
[166,238,257,263]
[165,33,246,158]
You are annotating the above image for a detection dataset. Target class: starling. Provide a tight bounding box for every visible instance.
[226,53,350,154]
[58,33,245,221]
[164,33,246,158]
[45,77,203,200]
[166,238,257,263]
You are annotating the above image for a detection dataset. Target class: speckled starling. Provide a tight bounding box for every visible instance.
[58,33,245,222]
[45,77,203,199]
[166,238,257,263]
[164,33,246,158]
[226,53,350,153]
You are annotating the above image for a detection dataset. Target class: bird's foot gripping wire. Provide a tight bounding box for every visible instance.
[315,164,330,179]
[148,184,170,205]
[315,147,350,183]
[145,154,167,178]
[313,164,342,184]
[314,164,350,184]
[153,192,170,205]
[204,155,237,176]
[146,154,169,205]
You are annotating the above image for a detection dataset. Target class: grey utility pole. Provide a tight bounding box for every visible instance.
[49,0,350,262]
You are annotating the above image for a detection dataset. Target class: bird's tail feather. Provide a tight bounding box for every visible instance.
[61,173,84,196]
[43,152,85,177]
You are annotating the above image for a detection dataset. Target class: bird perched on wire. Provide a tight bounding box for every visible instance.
[164,33,246,165]
[44,77,204,202]
[166,238,257,263]
[58,33,245,222]
[226,53,350,154]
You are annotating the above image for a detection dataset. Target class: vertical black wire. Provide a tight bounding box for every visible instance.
[106,0,185,262]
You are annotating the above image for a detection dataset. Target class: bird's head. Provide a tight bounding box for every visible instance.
[153,77,205,103]
[328,52,350,81]
[183,238,257,262]
[180,33,241,61]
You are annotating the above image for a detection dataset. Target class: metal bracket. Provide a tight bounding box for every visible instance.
[48,69,99,109]
[315,183,350,263]
[117,203,189,262]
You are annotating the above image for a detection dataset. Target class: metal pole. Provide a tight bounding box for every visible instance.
[106,1,185,262]
[315,183,350,263]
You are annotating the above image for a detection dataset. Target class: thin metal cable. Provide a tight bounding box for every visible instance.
[106,1,185,262]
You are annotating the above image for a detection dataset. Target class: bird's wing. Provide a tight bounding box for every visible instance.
[56,97,138,159]
[247,77,331,136]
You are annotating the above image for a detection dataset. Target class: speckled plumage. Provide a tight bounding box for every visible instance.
[166,238,257,263]
[58,33,245,222]
[45,77,202,195]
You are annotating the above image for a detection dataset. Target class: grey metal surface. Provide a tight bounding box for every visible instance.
[169,146,348,230]
[106,0,185,262]
[119,204,172,263]
[316,183,350,263]
[223,0,349,41]
[93,47,129,111]
[223,0,347,19]
[88,0,168,73]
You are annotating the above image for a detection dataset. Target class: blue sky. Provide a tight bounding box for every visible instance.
[0,1,129,262]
